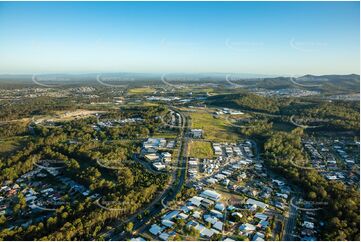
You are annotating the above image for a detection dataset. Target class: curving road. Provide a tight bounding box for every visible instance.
[103,107,189,240]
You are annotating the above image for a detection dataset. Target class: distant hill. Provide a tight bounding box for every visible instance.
[295,74,360,94]
[298,74,359,82]
[232,74,360,94]
[206,74,359,113]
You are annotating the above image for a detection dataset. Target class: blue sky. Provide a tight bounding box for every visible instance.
[0,1,359,75]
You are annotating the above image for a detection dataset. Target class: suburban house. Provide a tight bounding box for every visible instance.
[200,190,221,201]
[190,129,203,139]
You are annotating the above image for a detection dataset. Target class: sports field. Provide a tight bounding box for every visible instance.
[127,87,156,94]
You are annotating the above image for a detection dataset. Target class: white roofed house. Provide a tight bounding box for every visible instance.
[140,147,157,157]
[158,138,167,147]
[145,153,160,162]
[206,178,218,184]
[246,198,268,210]
[225,147,233,156]
[189,227,208,238]
[222,170,232,176]
[198,225,215,238]
[249,204,258,212]
[143,138,158,149]
[161,219,175,228]
[214,202,225,212]
[143,138,167,149]
[213,221,223,231]
[162,210,180,221]
[166,140,176,149]
[213,145,223,156]
[215,174,226,180]
[191,129,203,139]
[239,223,256,235]
[188,158,199,167]
[130,237,145,241]
[188,196,203,207]
[177,212,189,220]
[230,110,244,115]
[158,232,170,241]
[192,211,202,219]
[232,212,243,219]
[210,209,223,219]
[161,152,172,163]
[204,214,219,225]
[153,162,166,170]
[200,189,221,201]
[254,213,268,221]
[188,168,198,180]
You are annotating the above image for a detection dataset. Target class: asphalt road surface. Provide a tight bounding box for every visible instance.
[105,108,189,240]
[283,195,299,241]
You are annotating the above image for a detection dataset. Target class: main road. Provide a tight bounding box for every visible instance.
[104,107,189,240]
[282,195,300,241]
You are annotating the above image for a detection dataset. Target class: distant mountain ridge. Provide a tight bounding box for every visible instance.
[245,74,360,94]
[297,74,359,82]
[0,73,358,80]
[0,73,359,94]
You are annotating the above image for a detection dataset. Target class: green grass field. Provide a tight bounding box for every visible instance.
[190,111,240,142]
[188,140,214,158]
[127,87,156,94]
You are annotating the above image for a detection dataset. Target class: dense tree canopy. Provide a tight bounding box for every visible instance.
[264,129,360,241]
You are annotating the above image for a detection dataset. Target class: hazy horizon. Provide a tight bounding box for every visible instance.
[0,72,359,78]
